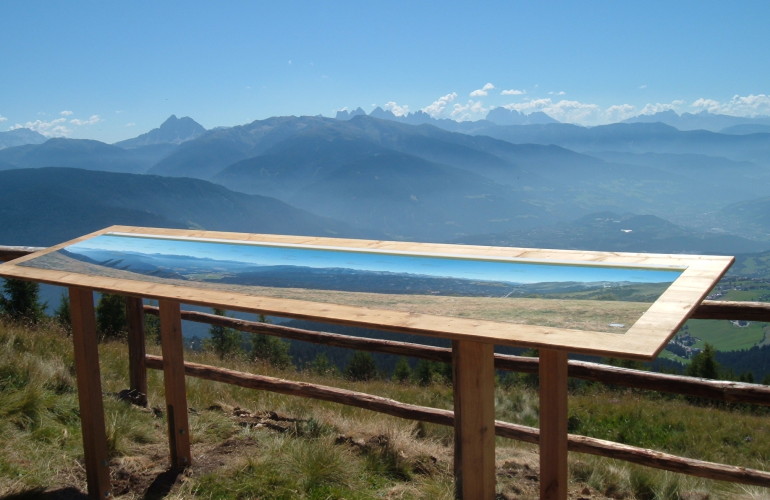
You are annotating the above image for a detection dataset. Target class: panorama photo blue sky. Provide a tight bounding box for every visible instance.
[2,0,769,143]
[61,233,683,286]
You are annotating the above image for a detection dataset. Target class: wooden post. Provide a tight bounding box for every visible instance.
[158,300,192,469]
[539,349,569,500]
[453,340,496,499]
[69,287,111,499]
[125,297,147,406]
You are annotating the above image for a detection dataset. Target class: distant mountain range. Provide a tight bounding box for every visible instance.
[0,167,359,247]
[114,115,206,148]
[622,110,770,133]
[455,212,769,255]
[1,111,768,253]
[0,128,47,150]
[335,107,770,134]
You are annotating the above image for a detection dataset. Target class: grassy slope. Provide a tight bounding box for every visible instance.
[1,318,769,499]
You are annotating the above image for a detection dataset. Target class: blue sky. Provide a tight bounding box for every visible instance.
[63,233,682,285]
[2,1,769,143]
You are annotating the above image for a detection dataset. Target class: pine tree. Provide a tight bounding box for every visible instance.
[413,359,447,385]
[392,356,412,383]
[96,294,127,340]
[251,333,291,368]
[687,343,719,379]
[207,308,243,359]
[54,292,71,330]
[308,352,336,375]
[0,278,46,323]
[250,316,291,368]
[345,351,377,381]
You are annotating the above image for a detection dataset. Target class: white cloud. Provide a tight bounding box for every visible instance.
[470,82,495,97]
[501,89,525,96]
[691,98,721,113]
[605,104,637,122]
[639,100,685,115]
[383,101,409,117]
[0,115,7,123]
[70,114,102,126]
[11,112,102,137]
[12,117,70,137]
[548,91,566,96]
[505,98,603,124]
[421,92,458,117]
[694,94,770,116]
[451,99,488,121]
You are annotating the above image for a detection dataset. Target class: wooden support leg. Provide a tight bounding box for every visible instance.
[125,297,147,406]
[69,287,111,499]
[539,349,569,500]
[158,300,192,469]
[453,340,496,499]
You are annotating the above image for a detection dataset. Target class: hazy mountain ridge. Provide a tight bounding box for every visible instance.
[455,212,769,254]
[622,110,770,132]
[0,137,172,173]
[0,167,362,246]
[1,113,769,252]
[336,107,770,134]
[141,114,770,241]
[0,128,47,150]
[114,115,206,148]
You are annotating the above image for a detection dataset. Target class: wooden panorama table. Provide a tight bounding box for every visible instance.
[0,226,733,499]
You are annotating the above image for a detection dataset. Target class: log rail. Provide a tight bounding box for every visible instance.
[3,245,770,489]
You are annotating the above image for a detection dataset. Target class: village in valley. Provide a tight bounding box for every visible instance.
[662,269,770,378]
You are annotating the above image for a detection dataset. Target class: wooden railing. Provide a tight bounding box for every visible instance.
[3,246,770,488]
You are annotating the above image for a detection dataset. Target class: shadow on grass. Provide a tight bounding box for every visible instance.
[0,468,183,500]
[0,488,88,499]
[142,468,183,500]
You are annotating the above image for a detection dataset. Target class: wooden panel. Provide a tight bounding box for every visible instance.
[69,287,111,498]
[125,296,148,406]
[158,300,192,468]
[539,349,569,500]
[453,340,496,499]
[0,225,734,360]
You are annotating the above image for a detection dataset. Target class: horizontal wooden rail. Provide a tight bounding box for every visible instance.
[145,306,770,406]
[145,354,770,487]
[692,300,770,322]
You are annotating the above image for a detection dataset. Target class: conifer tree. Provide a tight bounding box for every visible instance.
[0,278,46,323]
[96,294,127,339]
[207,308,242,359]
[686,343,720,379]
[345,351,377,381]
[250,315,291,368]
[54,292,71,330]
[392,356,412,383]
[308,352,336,375]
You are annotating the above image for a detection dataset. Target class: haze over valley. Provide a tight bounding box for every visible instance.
[2,110,770,255]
